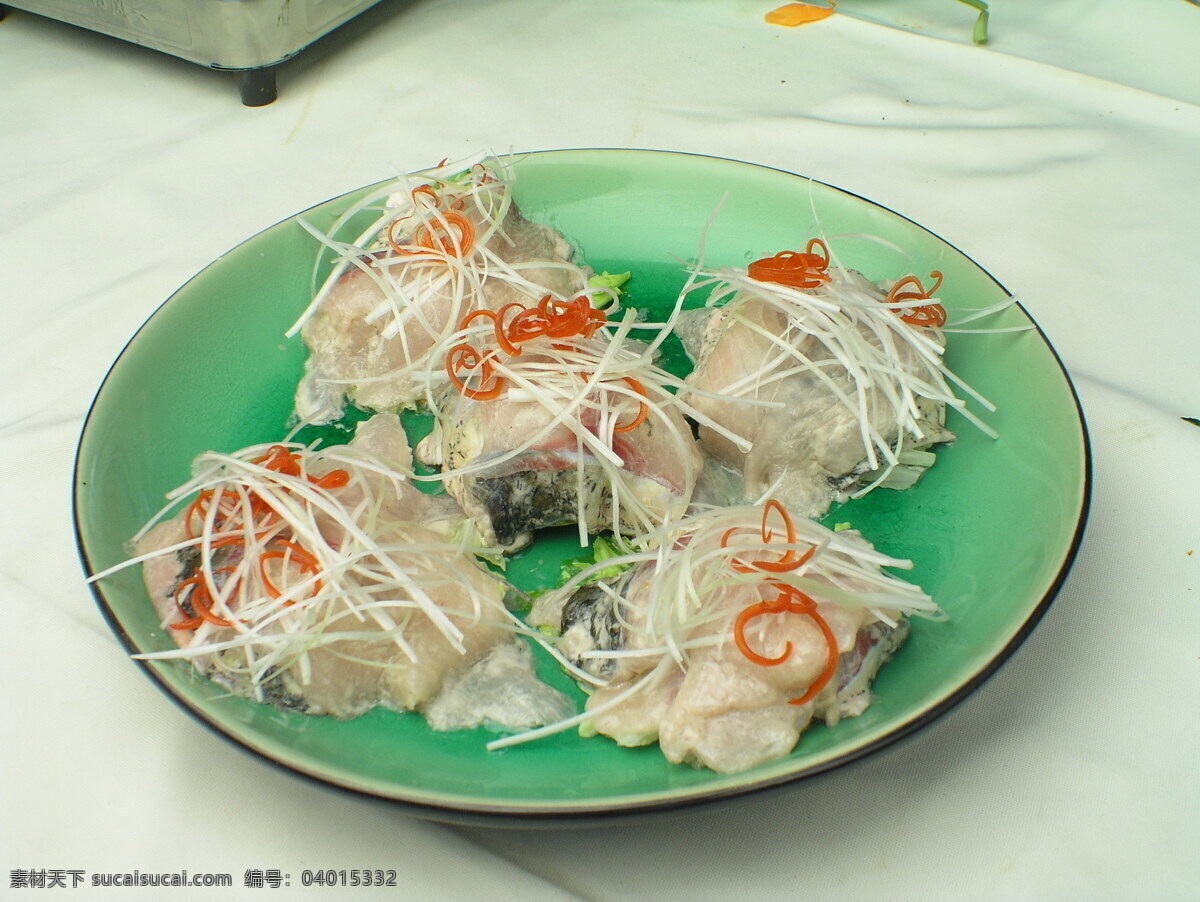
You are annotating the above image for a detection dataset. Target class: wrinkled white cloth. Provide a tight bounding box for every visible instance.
[2,0,1196,899]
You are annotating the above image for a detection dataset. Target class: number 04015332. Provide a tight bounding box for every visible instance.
[300,870,398,887]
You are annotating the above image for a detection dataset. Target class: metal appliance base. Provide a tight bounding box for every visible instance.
[0,0,384,106]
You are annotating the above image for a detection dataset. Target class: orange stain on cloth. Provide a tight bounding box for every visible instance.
[765,2,836,27]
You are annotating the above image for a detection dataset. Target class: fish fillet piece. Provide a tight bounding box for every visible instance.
[295,171,590,423]
[541,567,901,772]
[679,266,956,519]
[415,368,702,551]
[136,414,528,720]
[529,503,932,773]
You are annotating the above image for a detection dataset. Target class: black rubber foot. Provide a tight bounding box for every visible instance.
[237,67,278,106]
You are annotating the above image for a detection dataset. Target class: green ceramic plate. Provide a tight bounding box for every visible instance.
[75,149,1090,825]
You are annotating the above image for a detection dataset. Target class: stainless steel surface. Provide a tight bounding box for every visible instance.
[3,0,386,103]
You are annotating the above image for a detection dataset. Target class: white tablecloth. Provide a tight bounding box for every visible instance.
[3,1,1197,898]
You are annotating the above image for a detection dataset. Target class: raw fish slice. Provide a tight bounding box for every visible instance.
[543,565,909,773]
[413,265,723,551]
[295,168,590,423]
[416,373,702,551]
[679,265,958,519]
[526,503,932,773]
[135,414,538,721]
